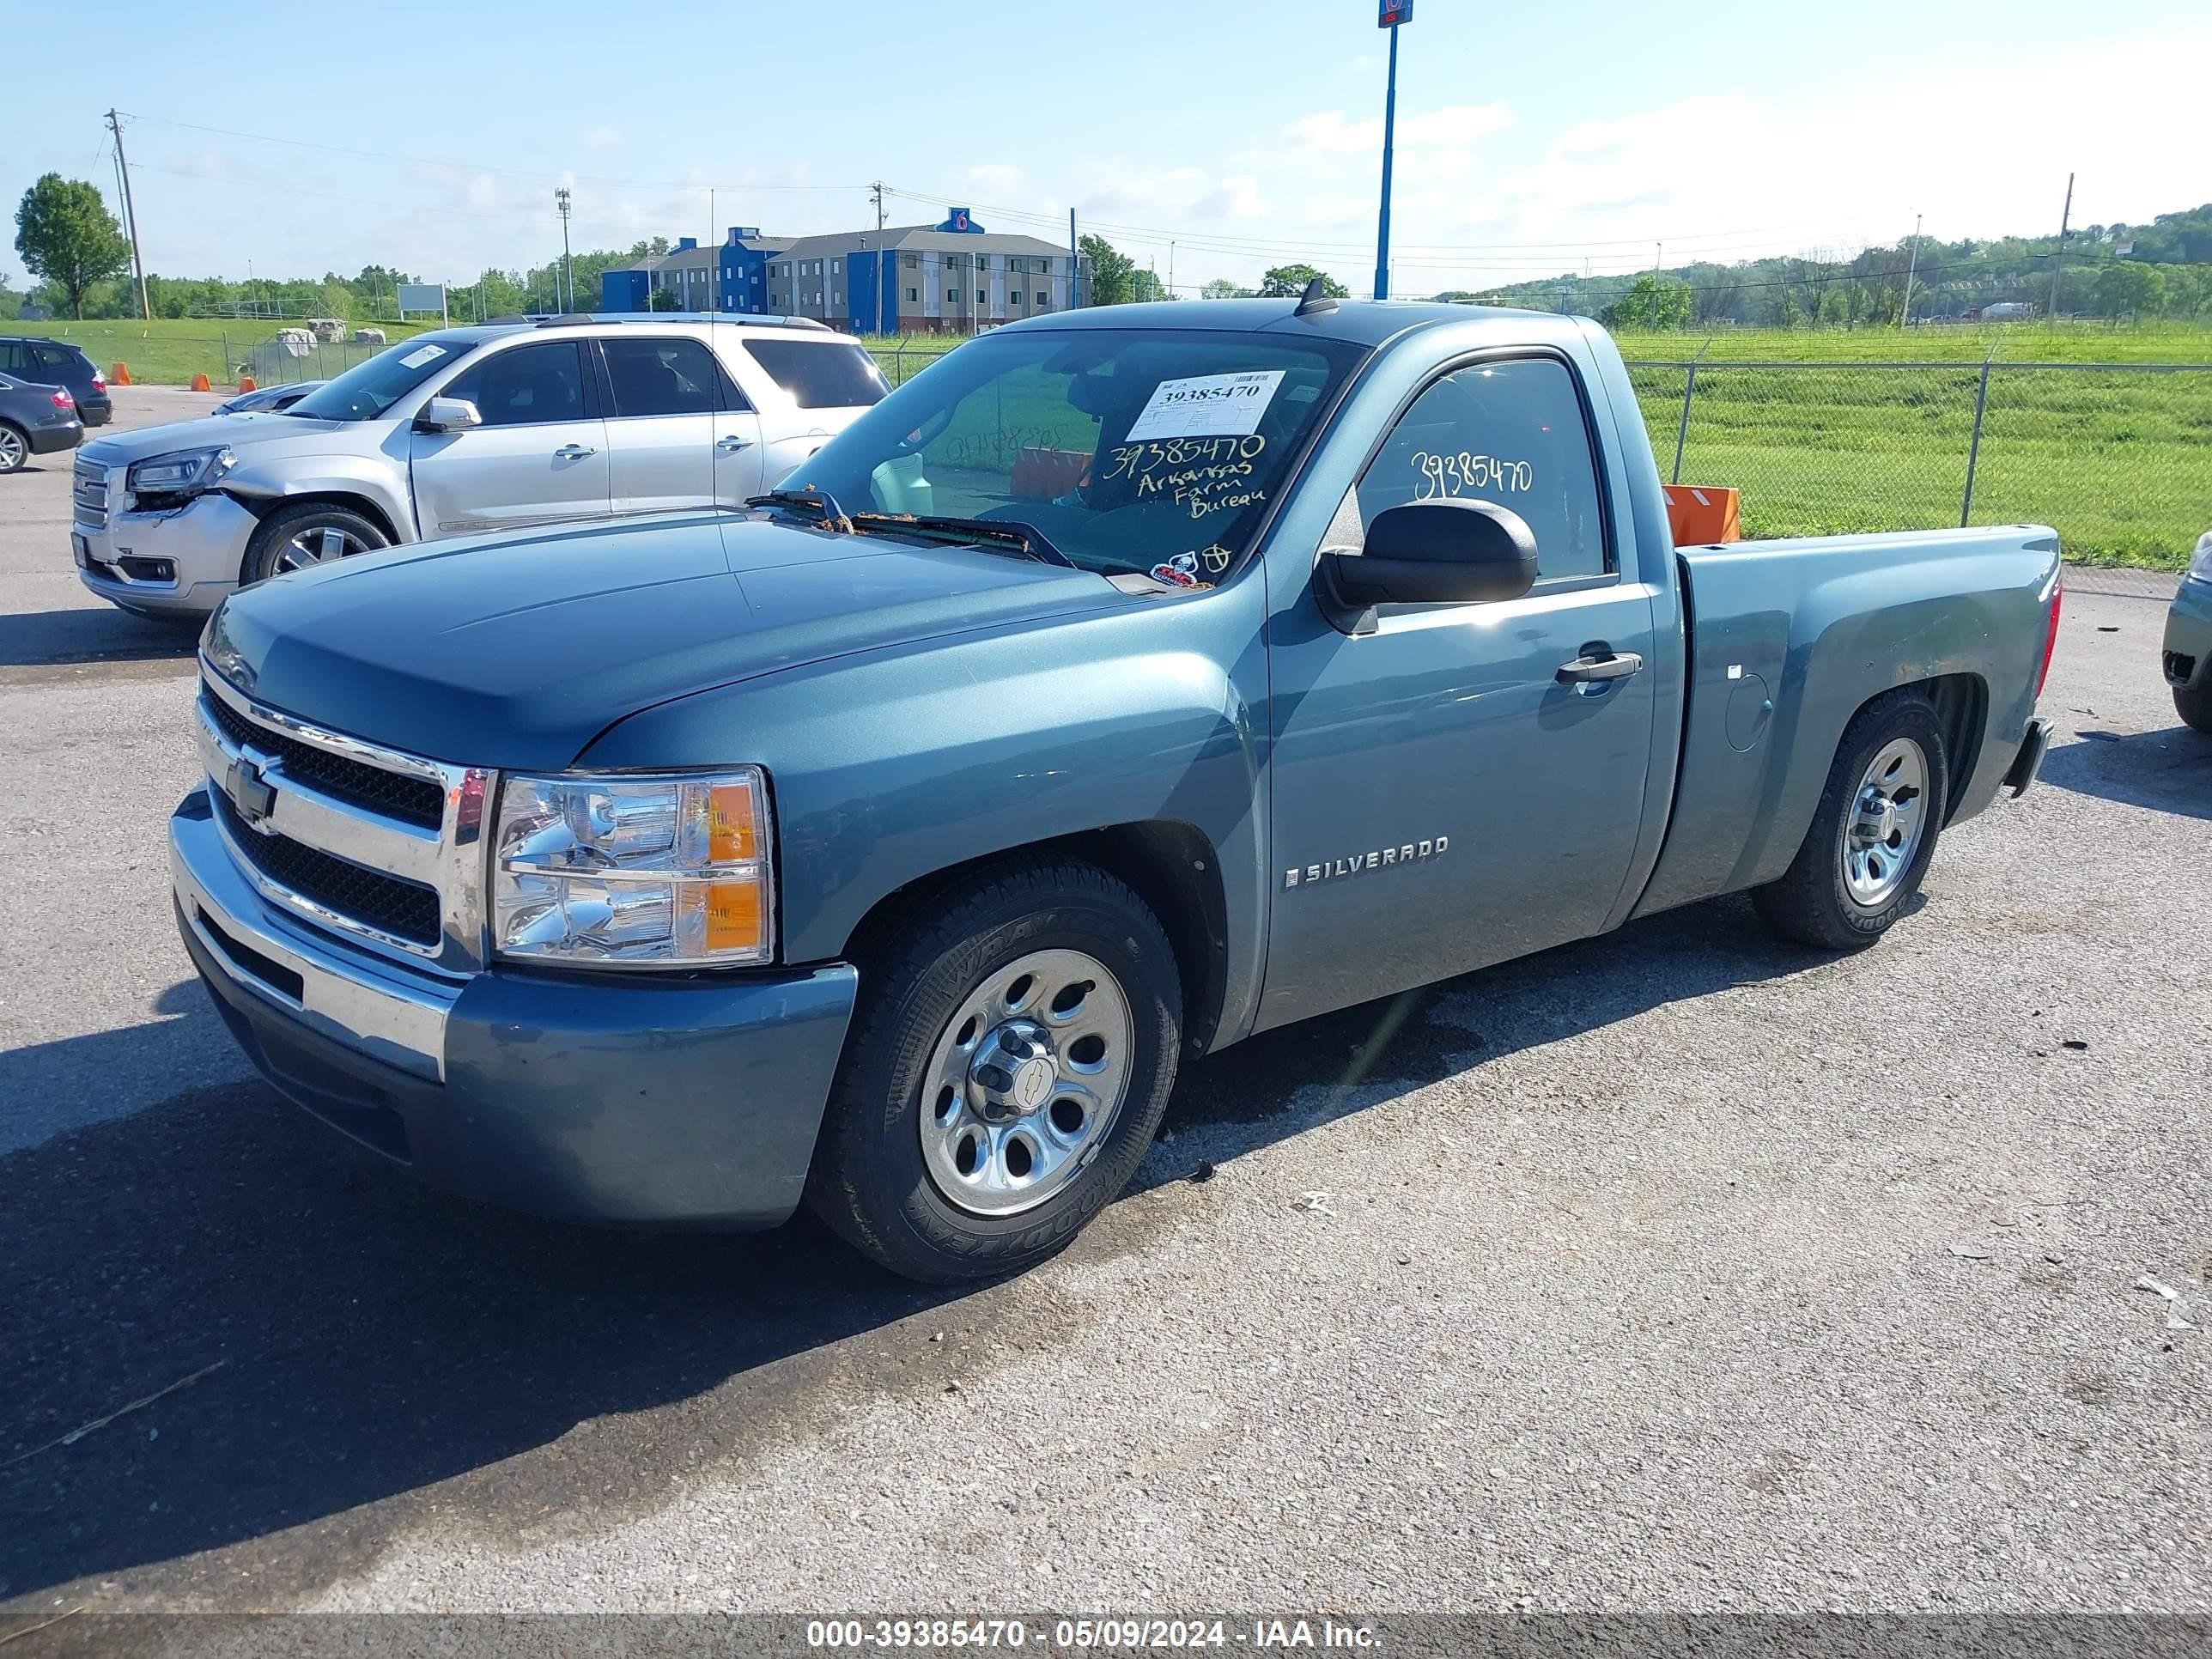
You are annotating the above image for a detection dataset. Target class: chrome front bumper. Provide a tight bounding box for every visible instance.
[170,789,459,1080]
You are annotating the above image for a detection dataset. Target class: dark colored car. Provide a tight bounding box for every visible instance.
[215,379,325,415]
[0,371,84,472]
[0,336,112,426]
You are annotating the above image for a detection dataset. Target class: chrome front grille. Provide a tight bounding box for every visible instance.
[196,663,490,974]
[72,457,109,525]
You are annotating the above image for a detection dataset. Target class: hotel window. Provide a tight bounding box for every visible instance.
[1036,291,1048,305]
[830,260,840,275]
[906,287,918,302]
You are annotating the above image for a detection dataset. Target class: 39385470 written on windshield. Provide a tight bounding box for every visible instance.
[793,331,1369,583]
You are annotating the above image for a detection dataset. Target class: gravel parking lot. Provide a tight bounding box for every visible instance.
[3,392,2206,1622]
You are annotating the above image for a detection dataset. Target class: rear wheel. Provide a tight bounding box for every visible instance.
[1753,689,1950,951]
[806,859,1182,1284]
[242,502,388,586]
[0,422,27,474]
[2177,683,2212,735]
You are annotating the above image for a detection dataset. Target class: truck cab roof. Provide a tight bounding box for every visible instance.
[989,295,1573,350]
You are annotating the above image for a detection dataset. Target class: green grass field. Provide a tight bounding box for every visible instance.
[7,316,439,387]
[1612,319,2212,366]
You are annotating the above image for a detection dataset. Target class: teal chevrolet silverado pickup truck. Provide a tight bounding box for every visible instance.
[173,297,2063,1282]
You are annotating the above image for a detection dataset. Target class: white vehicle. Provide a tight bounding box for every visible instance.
[70,314,890,620]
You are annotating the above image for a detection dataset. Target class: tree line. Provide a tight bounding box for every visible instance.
[1466,203,2212,328]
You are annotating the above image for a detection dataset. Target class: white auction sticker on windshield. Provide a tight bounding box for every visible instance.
[1122,369,1286,442]
[398,343,447,369]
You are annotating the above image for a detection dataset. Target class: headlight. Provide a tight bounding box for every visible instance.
[2189,531,2212,585]
[127,445,234,498]
[491,770,773,967]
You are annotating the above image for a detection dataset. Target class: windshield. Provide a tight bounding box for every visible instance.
[785,328,1366,583]
[286,335,476,422]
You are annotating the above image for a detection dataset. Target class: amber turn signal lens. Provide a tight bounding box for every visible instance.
[703,878,764,954]
[708,783,759,862]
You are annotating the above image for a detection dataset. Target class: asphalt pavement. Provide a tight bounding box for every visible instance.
[2,392,2206,1622]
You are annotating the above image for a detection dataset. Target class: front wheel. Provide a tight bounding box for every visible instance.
[2177,683,2212,735]
[0,422,27,474]
[806,859,1182,1284]
[241,501,388,586]
[1753,690,1951,951]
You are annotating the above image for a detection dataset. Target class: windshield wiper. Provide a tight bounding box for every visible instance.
[846,513,1076,568]
[745,486,854,532]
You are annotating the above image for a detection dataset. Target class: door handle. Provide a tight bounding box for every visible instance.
[715,436,752,453]
[1557,648,1644,684]
[552,444,597,460]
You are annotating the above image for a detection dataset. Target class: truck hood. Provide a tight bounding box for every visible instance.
[202,510,1129,770]
[80,410,362,468]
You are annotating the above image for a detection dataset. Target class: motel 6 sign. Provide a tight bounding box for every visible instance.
[1379,0,1412,24]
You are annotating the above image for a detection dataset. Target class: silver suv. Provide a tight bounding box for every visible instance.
[70,314,889,620]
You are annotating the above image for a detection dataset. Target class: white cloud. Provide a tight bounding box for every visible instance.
[583,126,622,151]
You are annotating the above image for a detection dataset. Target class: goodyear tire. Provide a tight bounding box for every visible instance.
[806,858,1182,1284]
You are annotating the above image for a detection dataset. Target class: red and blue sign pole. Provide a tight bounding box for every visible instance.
[1374,1,1411,301]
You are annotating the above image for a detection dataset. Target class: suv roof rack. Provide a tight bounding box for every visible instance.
[503,312,840,332]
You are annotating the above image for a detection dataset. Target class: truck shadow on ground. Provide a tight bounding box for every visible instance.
[0,896,1824,1609]
[2037,726,2212,823]
[0,607,199,669]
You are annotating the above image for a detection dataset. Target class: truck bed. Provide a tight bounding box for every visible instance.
[1632,526,2063,918]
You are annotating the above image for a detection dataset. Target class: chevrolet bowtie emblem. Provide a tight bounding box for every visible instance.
[228,757,278,830]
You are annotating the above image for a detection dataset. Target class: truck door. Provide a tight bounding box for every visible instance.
[596,334,727,514]
[1257,353,1659,1031]
[408,339,611,537]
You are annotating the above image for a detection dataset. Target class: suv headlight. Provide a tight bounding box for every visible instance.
[491,770,774,967]
[127,445,234,498]
[2189,531,2212,585]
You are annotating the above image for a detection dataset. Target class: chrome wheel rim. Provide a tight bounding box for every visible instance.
[0,429,23,469]
[270,521,369,574]
[919,947,1134,1218]
[1843,737,1929,906]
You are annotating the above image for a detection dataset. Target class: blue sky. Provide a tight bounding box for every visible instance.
[7,0,2207,295]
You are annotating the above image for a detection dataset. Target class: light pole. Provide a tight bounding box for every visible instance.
[1900,212,1921,329]
[1373,2,1412,300]
[555,187,574,312]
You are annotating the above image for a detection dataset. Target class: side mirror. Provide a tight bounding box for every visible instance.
[1317,499,1539,634]
[416,396,483,434]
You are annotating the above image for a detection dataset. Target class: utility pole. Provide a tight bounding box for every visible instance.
[871,181,887,236]
[1900,212,1922,328]
[1169,240,1176,300]
[1373,3,1410,300]
[1069,209,1080,309]
[555,187,574,312]
[105,109,150,321]
[2047,171,2074,321]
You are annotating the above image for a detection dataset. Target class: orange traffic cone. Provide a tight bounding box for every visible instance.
[237,376,257,393]
[191,373,212,392]
[111,362,131,386]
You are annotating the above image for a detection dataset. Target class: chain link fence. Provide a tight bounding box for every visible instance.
[866,338,963,388]
[1629,359,2212,568]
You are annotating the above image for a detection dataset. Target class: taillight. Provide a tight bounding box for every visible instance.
[51,388,74,409]
[2034,574,2063,700]
[91,369,106,389]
